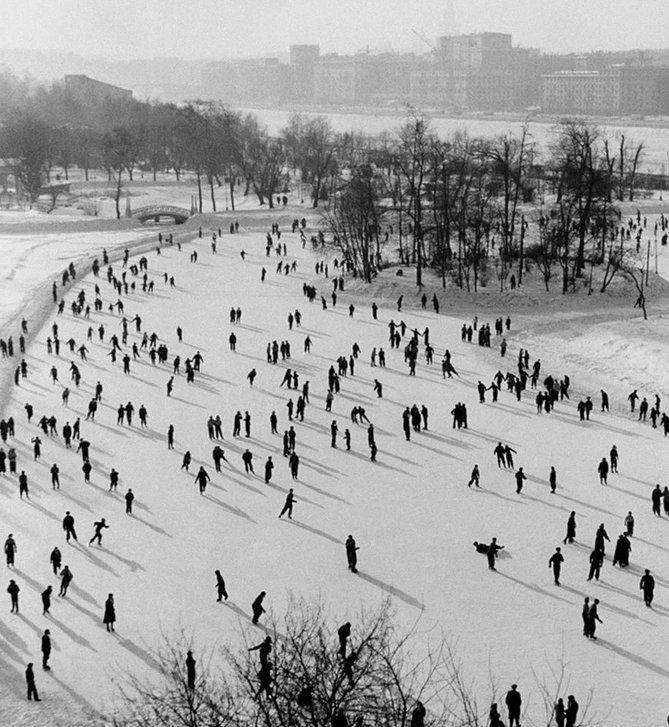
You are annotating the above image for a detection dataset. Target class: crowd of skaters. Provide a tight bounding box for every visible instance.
[0,217,665,722]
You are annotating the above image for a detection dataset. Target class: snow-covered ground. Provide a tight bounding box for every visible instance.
[2,205,669,725]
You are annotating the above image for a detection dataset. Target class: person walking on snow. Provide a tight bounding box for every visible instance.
[278,489,296,519]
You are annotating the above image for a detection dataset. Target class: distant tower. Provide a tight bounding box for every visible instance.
[444,0,460,36]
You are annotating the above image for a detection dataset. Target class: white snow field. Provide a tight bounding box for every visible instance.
[2,210,669,726]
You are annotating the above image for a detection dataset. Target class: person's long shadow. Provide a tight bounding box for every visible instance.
[113,634,163,672]
[101,549,145,573]
[522,492,572,515]
[586,585,654,623]
[63,597,100,627]
[169,395,206,409]
[410,439,460,461]
[14,567,47,594]
[285,519,341,544]
[496,571,574,606]
[48,614,97,651]
[0,617,30,655]
[78,545,119,576]
[47,672,104,717]
[25,498,61,523]
[130,513,173,537]
[606,483,647,502]
[472,487,526,506]
[632,535,669,556]
[299,479,350,505]
[559,492,619,519]
[356,571,425,610]
[203,493,257,523]
[596,639,669,678]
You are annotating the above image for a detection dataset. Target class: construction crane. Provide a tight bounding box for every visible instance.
[412,29,437,53]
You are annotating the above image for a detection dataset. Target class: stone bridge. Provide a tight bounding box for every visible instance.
[132,205,192,224]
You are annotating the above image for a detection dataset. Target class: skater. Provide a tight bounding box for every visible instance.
[564,511,576,544]
[337,621,351,658]
[186,650,196,691]
[251,591,266,624]
[346,535,359,573]
[278,489,296,519]
[248,635,272,666]
[41,630,51,671]
[88,518,108,546]
[514,467,526,494]
[586,598,602,639]
[640,568,655,607]
[487,538,504,570]
[505,684,521,727]
[62,511,77,542]
[41,585,52,615]
[264,456,274,484]
[624,511,635,537]
[215,570,228,601]
[597,457,609,484]
[549,466,557,493]
[7,579,19,612]
[587,548,604,581]
[467,464,480,488]
[194,466,210,495]
[548,547,564,585]
[59,565,72,597]
[565,695,579,727]
[50,546,62,575]
[4,533,17,566]
[26,663,40,701]
[124,489,134,514]
[103,593,116,632]
[609,445,618,472]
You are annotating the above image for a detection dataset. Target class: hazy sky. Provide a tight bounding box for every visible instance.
[2,0,669,60]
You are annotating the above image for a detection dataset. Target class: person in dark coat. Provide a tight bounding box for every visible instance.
[594,523,610,554]
[252,591,266,624]
[597,457,609,484]
[41,630,51,670]
[411,701,426,727]
[565,695,579,727]
[554,697,565,727]
[215,570,228,601]
[652,484,663,516]
[549,466,557,493]
[488,703,504,727]
[345,535,359,573]
[125,489,134,514]
[248,635,272,666]
[587,548,604,581]
[26,663,40,701]
[59,565,72,597]
[487,538,503,570]
[514,467,526,494]
[581,597,590,636]
[7,579,19,612]
[640,569,655,607]
[264,456,274,484]
[587,598,602,639]
[103,593,116,632]
[548,547,564,585]
[41,585,52,615]
[612,533,631,567]
[194,466,210,495]
[505,684,521,727]
[624,511,635,537]
[337,622,351,658]
[278,489,296,519]
[186,650,196,690]
[563,511,576,544]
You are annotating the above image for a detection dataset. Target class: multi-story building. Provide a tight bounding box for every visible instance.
[64,75,132,105]
[202,58,290,105]
[542,66,669,115]
[290,45,320,103]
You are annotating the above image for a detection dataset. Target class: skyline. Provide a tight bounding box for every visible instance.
[2,0,669,64]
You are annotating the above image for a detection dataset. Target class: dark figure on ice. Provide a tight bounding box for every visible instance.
[278,489,296,519]
[487,538,503,570]
[505,684,521,727]
[346,534,359,573]
[549,547,564,585]
[640,569,655,607]
[215,570,228,601]
[252,591,266,624]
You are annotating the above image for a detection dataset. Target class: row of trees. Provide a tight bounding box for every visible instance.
[0,71,652,300]
[326,114,648,297]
